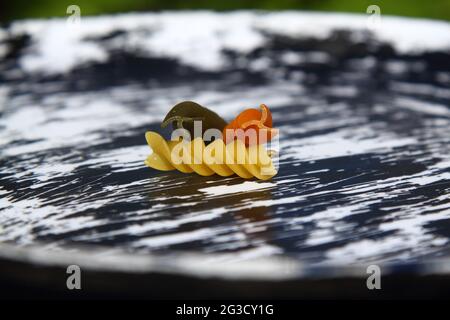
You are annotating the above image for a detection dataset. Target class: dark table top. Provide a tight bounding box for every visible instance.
[0,11,450,298]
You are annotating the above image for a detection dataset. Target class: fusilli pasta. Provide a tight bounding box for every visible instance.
[144,131,277,180]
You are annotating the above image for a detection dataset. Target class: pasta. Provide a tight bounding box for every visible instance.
[144,131,277,180]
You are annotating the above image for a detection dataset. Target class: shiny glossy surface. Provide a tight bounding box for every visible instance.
[0,12,449,268]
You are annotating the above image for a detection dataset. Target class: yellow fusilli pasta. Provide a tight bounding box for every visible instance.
[144,131,277,180]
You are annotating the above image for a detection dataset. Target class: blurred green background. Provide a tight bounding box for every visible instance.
[2,0,449,22]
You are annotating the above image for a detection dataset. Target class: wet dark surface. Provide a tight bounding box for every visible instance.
[0,13,450,270]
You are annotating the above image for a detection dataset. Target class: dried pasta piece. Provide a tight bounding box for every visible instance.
[223,104,278,145]
[161,101,227,140]
[144,131,277,180]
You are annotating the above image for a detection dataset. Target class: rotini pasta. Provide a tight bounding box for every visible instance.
[144,131,277,180]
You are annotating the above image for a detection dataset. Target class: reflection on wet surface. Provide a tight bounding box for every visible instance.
[0,12,449,265]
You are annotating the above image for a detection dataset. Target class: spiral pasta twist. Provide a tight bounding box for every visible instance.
[144,131,277,180]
